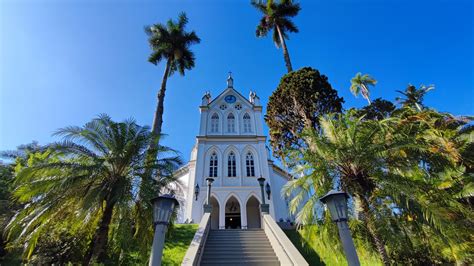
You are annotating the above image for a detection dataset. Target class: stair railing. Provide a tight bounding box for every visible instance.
[181,212,211,266]
[262,214,309,266]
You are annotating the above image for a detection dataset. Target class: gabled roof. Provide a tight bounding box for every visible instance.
[173,163,190,177]
[272,163,293,181]
[208,86,254,108]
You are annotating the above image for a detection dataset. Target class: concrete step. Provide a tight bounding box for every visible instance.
[202,254,277,260]
[208,233,267,236]
[209,230,264,232]
[210,230,265,232]
[201,262,280,266]
[203,247,275,252]
[203,245,274,249]
[203,251,276,256]
[203,248,274,253]
[208,234,267,239]
[201,230,280,266]
[210,230,265,235]
[206,238,270,241]
[205,240,272,244]
[204,244,273,249]
[200,259,280,265]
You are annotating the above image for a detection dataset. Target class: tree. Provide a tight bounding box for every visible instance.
[350,72,377,105]
[355,98,395,120]
[396,84,434,111]
[283,111,474,265]
[0,142,40,261]
[0,163,14,258]
[145,12,200,147]
[252,0,301,72]
[6,115,182,264]
[265,67,344,158]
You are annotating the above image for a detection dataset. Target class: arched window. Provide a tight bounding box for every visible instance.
[243,113,251,133]
[246,152,255,177]
[227,113,235,133]
[209,152,218,177]
[211,113,219,133]
[227,152,236,177]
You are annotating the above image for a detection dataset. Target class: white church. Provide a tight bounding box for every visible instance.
[175,74,293,230]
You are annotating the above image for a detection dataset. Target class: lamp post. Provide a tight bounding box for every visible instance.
[320,190,360,266]
[257,176,269,213]
[203,177,214,213]
[149,194,179,266]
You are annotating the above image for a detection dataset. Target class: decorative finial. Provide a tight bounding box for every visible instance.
[227,71,233,88]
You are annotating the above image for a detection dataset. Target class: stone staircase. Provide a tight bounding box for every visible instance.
[200,229,280,266]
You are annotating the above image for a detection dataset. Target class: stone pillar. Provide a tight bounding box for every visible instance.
[219,201,225,229]
[241,203,248,229]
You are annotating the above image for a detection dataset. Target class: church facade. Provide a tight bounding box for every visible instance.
[175,75,292,229]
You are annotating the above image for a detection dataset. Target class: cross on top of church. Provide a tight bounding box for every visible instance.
[227,71,234,88]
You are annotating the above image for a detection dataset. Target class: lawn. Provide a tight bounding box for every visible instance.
[284,229,381,266]
[284,229,325,266]
[162,224,198,266]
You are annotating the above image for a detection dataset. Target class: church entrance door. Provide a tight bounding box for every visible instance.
[225,196,241,229]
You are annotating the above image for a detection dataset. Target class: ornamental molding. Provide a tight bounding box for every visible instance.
[196,135,266,142]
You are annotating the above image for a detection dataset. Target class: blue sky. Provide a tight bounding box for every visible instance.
[1,0,473,161]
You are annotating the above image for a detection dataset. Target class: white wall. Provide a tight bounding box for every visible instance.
[269,165,292,222]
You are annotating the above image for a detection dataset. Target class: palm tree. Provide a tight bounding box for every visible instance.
[396,84,434,111]
[350,72,377,105]
[252,0,301,72]
[145,12,200,146]
[6,115,182,264]
[283,111,473,265]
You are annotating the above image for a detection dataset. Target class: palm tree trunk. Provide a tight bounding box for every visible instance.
[362,84,371,105]
[150,58,172,149]
[358,196,390,266]
[83,200,116,265]
[275,25,293,73]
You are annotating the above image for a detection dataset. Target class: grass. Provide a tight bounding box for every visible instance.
[284,229,381,266]
[284,229,325,266]
[162,224,198,266]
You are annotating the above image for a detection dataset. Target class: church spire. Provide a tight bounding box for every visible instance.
[227,71,234,88]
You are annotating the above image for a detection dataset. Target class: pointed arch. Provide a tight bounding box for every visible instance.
[223,193,244,209]
[210,113,219,133]
[223,146,241,178]
[241,145,260,178]
[245,192,262,205]
[227,113,236,133]
[205,146,222,179]
[246,194,261,228]
[224,193,242,229]
[245,152,255,177]
[239,109,254,134]
[203,194,221,230]
[243,112,252,133]
[209,193,221,206]
[209,152,218,177]
[207,111,222,134]
[227,151,236,177]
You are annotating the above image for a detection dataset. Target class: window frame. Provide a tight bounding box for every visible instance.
[243,113,251,133]
[210,113,219,133]
[209,152,218,177]
[227,151,237,177]
[227,113,236,133]
[245,152,255,177]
